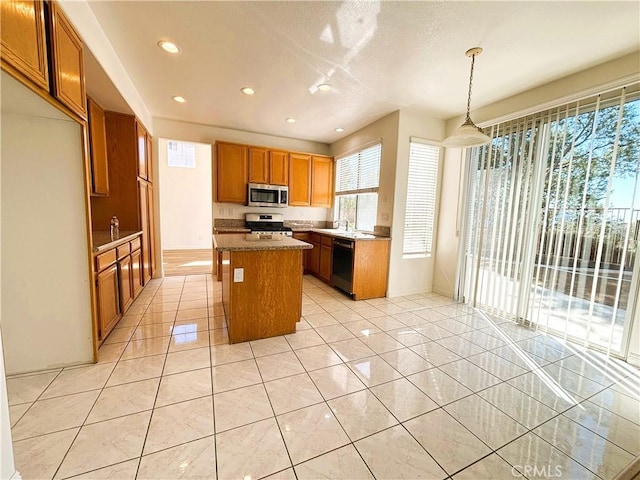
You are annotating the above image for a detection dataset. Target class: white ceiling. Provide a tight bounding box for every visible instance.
[86,1,639,144]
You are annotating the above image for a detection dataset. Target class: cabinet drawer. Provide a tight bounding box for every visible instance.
[116,243,131,259]
[130,237,141,252]
[321,235,333,247]
[95,249,116,272]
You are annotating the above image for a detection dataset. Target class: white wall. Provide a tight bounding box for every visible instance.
[386,111,446,297]
[158,139,213,249]
[1,73,93,375]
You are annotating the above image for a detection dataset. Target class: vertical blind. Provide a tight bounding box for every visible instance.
[403,140,440,255]
[335,143,381,194]
[459,84,640,356]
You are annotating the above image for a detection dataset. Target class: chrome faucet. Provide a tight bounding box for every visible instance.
[338,219,350,231]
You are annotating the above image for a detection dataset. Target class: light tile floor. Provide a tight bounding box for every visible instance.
[7,274,640,480]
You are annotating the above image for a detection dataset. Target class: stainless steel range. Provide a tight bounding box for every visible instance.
[245,213,293,236]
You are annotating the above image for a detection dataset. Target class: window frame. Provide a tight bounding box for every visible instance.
[402,138,441,258]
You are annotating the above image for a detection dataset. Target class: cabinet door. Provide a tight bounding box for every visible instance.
[248,147,269,184]
[216,142,248,204]
[138,180,152,284]
[289,153,311,206]
[269,150,289,186]
[47,2,86,119]
[0,0,49,90]
[131,248,143,298]
[136,120,148,180]
[292,232,310,273]
[87,97,109,195]
[118,255,133,313]
[319,243,333,283]
[311,156,334,208]
[97,264,120,341]
[145,132,153,183]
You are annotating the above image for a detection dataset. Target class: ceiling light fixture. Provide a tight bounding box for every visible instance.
[317,84,331,92]
[172,96,186,103]
[335,127,344,132]
[241,87,255,95]
[285,118,296,123]
[443,47,491,148]
[158,41,181,54]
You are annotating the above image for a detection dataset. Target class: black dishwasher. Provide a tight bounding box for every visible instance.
[332,238,354,294]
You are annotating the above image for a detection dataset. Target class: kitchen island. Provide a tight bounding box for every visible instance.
[213,233,312,343]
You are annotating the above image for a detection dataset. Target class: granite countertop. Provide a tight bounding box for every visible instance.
[93,231,142,253]
[213,227,251,233]
[213,233,313,252]
[310,228,390,241]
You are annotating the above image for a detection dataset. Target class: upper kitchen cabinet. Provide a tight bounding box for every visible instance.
[269,150,289,186]
[311,155,333,208]
[136,119,151,180]
[216,141,248,204]
[87,96,109,195]
[46,1,87,120]
[0,0,49,91]
[289,152,312,206]
[248,147,269,184]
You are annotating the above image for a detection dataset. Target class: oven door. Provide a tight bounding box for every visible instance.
[247,183,286,207]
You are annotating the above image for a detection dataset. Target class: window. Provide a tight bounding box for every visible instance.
[167,140,196,168]
[334,142,381,232]
[403,140,440,256]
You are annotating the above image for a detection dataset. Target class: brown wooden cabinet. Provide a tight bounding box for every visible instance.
[118,254,133,312]
[0,0,49,91]
[47,1,86,119]
[216,142,248,204]
[91,112,155,283]
[248,147,269,184]
[96,263,120,342]
[269,150,289,186]
[292,232,311,273]
[136,120,150,180]
[319,235,333,283]
[131,248,143,297]
[311,156,334,208]
[138,179,153,284]
[87,97,109,195]
[289,153,312,206]
[308,233,321,275]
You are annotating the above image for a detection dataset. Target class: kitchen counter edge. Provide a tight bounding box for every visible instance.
[93,231,143,254]
[213,233,313,252]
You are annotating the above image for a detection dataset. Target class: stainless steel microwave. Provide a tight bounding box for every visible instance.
[247,183,288,208]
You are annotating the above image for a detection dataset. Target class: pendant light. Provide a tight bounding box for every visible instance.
[443,47,491,148]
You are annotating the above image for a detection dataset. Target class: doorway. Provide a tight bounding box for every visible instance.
[158,139,213,276]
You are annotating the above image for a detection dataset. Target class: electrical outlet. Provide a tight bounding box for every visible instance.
[233,268,244,282]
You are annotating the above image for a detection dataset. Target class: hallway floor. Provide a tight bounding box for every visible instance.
[6,274,640,479]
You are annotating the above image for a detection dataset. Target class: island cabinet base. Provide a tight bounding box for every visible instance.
[221,248,303,343]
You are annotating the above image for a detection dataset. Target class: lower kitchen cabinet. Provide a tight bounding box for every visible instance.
[94,233,144,343]
[292,232,310,273]
[308,233,321,275]
[319,236,333,283]
[96,263,120,342]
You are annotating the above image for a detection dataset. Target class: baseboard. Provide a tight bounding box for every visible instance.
[432,285,454,298]
[627,351,640,368]
[613,454,640,480]
[11,470,22,480]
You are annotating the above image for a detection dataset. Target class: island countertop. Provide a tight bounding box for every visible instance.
[213,233,313,252]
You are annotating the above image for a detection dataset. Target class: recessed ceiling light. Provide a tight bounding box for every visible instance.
[317,84,331,92]
[172,96,186,103]
[285,118,296,123]
[158,41,181,54]
[335,127,344,132]
[240,87,255,95]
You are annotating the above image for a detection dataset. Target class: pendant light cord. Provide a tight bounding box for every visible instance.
[465,53,476,122]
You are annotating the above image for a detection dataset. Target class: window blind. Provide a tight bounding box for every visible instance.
[336,143,381,195]
[403,141,440,255]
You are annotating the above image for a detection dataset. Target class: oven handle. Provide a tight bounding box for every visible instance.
[333,239,354,249]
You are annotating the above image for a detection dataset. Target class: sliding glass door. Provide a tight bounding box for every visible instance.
[459,85,640,357]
